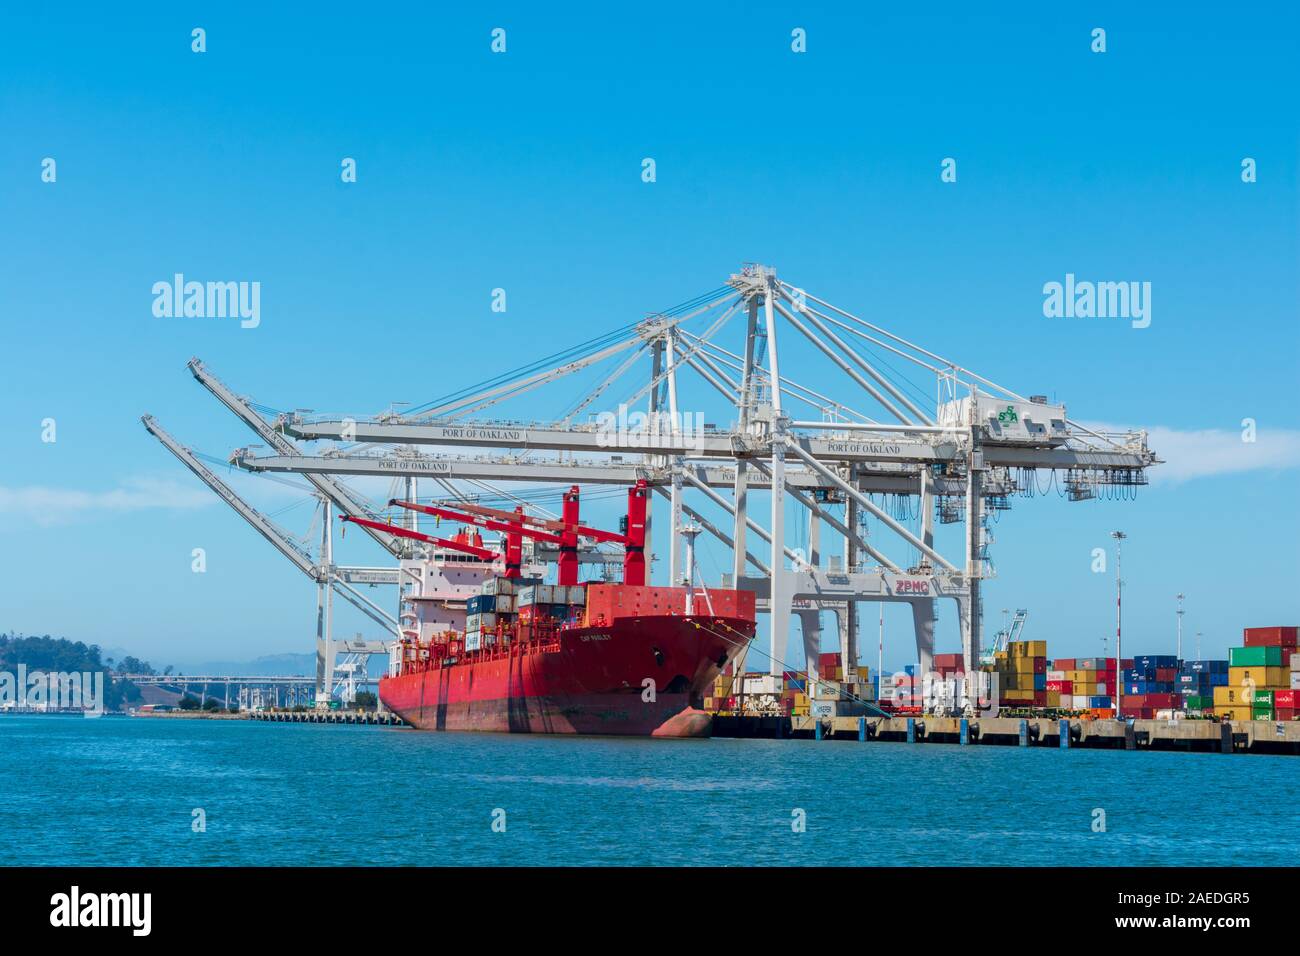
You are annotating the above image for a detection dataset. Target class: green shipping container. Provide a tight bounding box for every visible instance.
[1182,694,1210,709]
[1252,689,1275,705]
[1253,704,1275,719]
[1230,646,1286,667]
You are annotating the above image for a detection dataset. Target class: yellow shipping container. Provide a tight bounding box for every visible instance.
[1046,690,1060,707]
[1228,666,1289,689]
[1217,705,1252,722]
[1212,685,1280,706]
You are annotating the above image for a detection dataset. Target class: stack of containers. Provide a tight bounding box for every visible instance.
[1060,657,1126,713]
[1286,648,1300,719]
[881,666,921,711]
[1122,656,1179,717]
[1177,660,1228,713]
[1046,658,1073,709]
[1220,627,1299,720]
[517,584,583,625]
[704,672,735,714]
[781,671,808,716]
[996,640,1047,708]
[464,593,497,651]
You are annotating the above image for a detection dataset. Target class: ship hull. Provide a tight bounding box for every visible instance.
[380,615,752,737]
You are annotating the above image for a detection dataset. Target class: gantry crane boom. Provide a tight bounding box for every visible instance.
[141,415,399,635]
[186,357,406,557]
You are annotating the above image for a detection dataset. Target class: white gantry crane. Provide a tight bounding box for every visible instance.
[164,265,1157,716]
[141,415,398,703]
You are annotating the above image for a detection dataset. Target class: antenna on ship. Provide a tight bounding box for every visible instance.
[682,523,707,615]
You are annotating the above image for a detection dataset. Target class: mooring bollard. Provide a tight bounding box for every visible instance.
[959,718,969,745]
[906,717,916,744]
[1018,719,1028,747]
[858,717,866,742]
[1059,721,1070,749]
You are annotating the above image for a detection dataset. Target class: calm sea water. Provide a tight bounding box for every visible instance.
[2,714,1296,866]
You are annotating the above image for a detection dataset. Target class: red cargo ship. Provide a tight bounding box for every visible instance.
[342,481,756,737]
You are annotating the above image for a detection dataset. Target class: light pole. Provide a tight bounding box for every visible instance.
[1176,593,1185,662]
[1111,531,1127,720]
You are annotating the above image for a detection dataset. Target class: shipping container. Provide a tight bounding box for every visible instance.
[1229,646,1287,667]
[1228,665,1290,689]
[1243,626,1299,648]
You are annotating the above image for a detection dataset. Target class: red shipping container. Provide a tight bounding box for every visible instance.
[818,652,840,670]
[1054,658,1077,670]
[1046,680,1073,693]
[1145,693,1177,708]
[1273,690,1298,708]
[1033,658,1047,674]
[1033,691,1047,706]
[1155,667,1176,682]
[1276,708,1296,721]
[1243,626,1300,647]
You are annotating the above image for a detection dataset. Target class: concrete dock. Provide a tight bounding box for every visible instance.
[250,709,404,726]
[713,714,1300,755]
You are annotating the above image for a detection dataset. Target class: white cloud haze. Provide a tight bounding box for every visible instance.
[1085,422,1300,483]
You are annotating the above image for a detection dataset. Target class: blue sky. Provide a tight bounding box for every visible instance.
[1,3,1297,670]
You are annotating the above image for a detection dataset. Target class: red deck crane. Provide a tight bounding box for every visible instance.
[386,480,649,586]
[338,516,499,562]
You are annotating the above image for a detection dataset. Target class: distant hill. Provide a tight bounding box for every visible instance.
[0,632,145,711]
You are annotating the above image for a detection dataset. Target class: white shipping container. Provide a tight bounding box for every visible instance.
[1047,670,1065,681]
[518,586,537,607]
[809,700,839,718]
[464,632,482,652]
[495,595,517,614]
[1291,672,1300,690]
[741,675,781,696]
[1095,682,1108,696]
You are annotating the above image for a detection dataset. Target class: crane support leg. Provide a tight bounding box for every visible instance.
[910,597,936,680]
[795,608,823,687]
